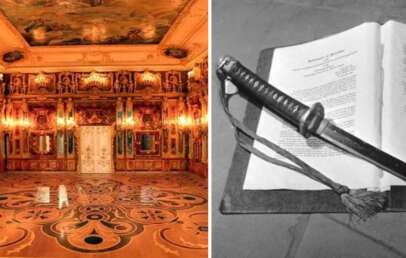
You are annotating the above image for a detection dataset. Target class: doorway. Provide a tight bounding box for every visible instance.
[79,126,113,173]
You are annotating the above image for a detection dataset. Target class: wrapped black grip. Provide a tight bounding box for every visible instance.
[217,55,325,137]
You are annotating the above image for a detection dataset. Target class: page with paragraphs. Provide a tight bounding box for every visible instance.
[243,22,382,190]
[380,20,406,190]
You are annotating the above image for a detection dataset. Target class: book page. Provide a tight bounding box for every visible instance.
[243,22,382,190]
[380,20,406,190]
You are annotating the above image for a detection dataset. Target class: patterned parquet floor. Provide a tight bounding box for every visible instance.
[0,171,208,258]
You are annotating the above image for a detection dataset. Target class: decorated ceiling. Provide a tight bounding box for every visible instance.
[0,0,191,46]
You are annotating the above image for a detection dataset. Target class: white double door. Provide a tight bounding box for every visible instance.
[79,126,113,173]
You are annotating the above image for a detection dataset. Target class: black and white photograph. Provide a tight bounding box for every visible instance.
[212,0,406,257]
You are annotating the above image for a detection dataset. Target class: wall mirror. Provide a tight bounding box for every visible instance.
[57,132,65,157]
[136,132,159,155]
[126,130,134,156]
[67,131,75,157]
[141,134,154,151]
[116,131,124,157]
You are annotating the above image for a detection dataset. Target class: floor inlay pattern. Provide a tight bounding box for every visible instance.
[0,172,208,257]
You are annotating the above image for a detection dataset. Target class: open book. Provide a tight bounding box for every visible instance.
[243,20,406,192]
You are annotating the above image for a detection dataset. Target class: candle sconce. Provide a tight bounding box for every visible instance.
[201,113,208,129]
[177,114,193,130]
[2,100,31,131]
[2,116,31,131]
[187,64,202,83]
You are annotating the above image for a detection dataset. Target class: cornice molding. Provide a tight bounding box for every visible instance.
[0,0,207,72]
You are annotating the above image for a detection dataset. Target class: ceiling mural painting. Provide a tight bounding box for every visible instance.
[0,0,191,46]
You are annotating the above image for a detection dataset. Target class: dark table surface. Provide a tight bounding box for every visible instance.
[212,1,406,257]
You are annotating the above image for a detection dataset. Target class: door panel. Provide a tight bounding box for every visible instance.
[80,126,113,173]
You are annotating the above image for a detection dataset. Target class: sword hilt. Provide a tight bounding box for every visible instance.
[217,55,325,138]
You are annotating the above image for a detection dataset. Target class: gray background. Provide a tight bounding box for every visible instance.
[212,1,406,257]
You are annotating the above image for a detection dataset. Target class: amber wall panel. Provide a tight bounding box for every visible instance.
[2,64,207,173]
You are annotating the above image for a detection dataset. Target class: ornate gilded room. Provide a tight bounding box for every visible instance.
[0,0,208,257]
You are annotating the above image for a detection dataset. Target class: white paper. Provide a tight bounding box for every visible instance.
[380,20,406,190]
[243,22,382,190]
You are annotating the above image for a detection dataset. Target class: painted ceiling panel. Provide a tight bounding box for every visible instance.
[0,0,191,46]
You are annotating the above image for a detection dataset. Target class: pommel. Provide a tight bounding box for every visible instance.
[216,55,237,80]
[217,55,234,69]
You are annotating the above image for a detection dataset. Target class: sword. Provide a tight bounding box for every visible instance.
[216,55,406,181]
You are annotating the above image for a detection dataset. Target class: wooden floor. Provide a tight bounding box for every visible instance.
[0,171,207,258]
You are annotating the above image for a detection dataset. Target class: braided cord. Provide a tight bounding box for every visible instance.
[219,80,349,194]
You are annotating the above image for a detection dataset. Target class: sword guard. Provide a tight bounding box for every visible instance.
[299,102,325,138]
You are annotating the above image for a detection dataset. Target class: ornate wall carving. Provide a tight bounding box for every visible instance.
[6,70,189,95]
[75,102,115,126]
[186,57,208,176]
[1,60,207,176]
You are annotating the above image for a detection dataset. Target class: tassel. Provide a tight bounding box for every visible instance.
[340,189,387,220]
[219,80,388,220]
